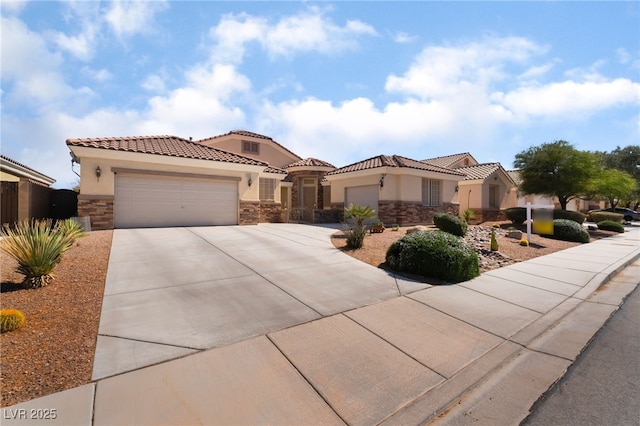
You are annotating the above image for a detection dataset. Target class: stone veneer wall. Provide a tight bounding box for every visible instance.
[239,201,260,225]
[377,201,459,226]
[314,208,341,223]
[259,201,283,223]
[289,170,329,210]
[77,195,114,230]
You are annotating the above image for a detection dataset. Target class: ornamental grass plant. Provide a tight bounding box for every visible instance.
[1,219,81,289]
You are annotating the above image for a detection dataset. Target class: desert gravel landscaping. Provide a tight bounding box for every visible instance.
[1,230,112,407]
[0,223,618,407]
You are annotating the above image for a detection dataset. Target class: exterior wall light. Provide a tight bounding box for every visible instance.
[95,166,102,181]
[380,173,386,188]
[247,174,253,187]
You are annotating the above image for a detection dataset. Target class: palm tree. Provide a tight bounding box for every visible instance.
[344,204,375,228]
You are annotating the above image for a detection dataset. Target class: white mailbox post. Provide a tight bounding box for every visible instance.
[526,202,555,243]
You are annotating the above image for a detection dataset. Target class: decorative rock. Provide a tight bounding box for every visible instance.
[406,225,429,234]
[507,230,523,239]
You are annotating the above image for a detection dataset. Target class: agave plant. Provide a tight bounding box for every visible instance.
[1,220,76,289]
[54,218,86,241]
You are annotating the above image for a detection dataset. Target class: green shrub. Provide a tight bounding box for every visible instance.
[433,212,468,237]
[461,209,476,224]
[55,218,86,241]
[1,220,76,288]
[539,219,590,243]
[1,309,26,333]
[597,220,625,233]
[342,224,367,249]
[553,210,586,224]
[385,230,479,283]
[505,207,527,225]
[589,211,623,223]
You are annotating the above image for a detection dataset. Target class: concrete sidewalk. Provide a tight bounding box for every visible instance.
[2,224,639,425]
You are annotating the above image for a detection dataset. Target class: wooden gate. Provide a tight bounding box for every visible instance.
[1,181,18,226]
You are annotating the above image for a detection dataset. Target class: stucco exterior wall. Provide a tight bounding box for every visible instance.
[328,170,458,205]
[72,147,261,202]
[201,137,298,169]
[0,171,20,182]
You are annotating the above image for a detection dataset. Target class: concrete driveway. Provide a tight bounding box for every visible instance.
[92,223,426,380]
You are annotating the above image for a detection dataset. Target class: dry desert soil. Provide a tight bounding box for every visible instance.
[1,223,617,407]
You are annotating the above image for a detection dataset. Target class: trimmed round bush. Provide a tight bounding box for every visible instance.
[385,230,479,283]
[539,219,590,243]
[1,309,26,333]
[553,209,586,224]
[505,207,527,225]
[433,212,467,237]
[589,211,623,223]
[597,220,625,233]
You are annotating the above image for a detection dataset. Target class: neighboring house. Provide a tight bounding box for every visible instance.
[423,153,518,222]
[507,170,603,212]
[325,154,464,225]
[66,131,519,229]
[66,131,338,230]
[0,155,56,226]
[200,130,337,223]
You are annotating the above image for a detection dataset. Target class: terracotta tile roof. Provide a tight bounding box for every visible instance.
[422,152,475,169]
[286,158,336,169]
[0,154,56,184]
[507,170,522,185]
[198,130,303,162]
[66,135,269,167]
[264,166,288,175]
[326,154,465,176]
[456,163,516,185]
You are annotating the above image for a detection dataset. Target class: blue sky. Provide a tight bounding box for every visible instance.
[2,1,639,188]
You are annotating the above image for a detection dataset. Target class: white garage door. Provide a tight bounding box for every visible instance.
[115,174,238,228]
[345,185,379,217]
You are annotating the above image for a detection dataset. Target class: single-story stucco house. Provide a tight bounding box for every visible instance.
[67,130,518,230]
[1,155,56,226]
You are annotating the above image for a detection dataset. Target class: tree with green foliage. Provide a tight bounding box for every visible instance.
[587,168,636,209]
[601,145,640,210]
[514,140,598,210]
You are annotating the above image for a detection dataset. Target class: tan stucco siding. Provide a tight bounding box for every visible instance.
[201,137,299,168]
[0,171,20,182]
[327,169,459,205]
[70,147,263,201]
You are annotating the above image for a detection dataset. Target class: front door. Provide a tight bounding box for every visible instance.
[300,178,317,222]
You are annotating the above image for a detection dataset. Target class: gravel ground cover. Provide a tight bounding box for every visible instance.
[331,223,618,275]
[1,230,112,407]
[0,223,617,407]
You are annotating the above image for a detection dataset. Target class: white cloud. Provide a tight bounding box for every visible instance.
[493,78,640,118]
[105,0,169,39]
[0,16,76,106]
[385,36,547,99]
[209,7,377,64]
[81,67,113,82]
[0,0,27,14]
[616,47,631,64]
[141,73,167,93]
[391,31,417,44]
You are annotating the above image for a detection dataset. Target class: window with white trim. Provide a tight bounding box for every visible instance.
[422,178,442,206]
[259,178,276,201]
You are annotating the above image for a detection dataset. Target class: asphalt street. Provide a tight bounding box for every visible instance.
[523,283,640,426]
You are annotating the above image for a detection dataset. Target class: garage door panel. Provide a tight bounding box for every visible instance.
[345,185,379,217]
[115,175,238,228]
